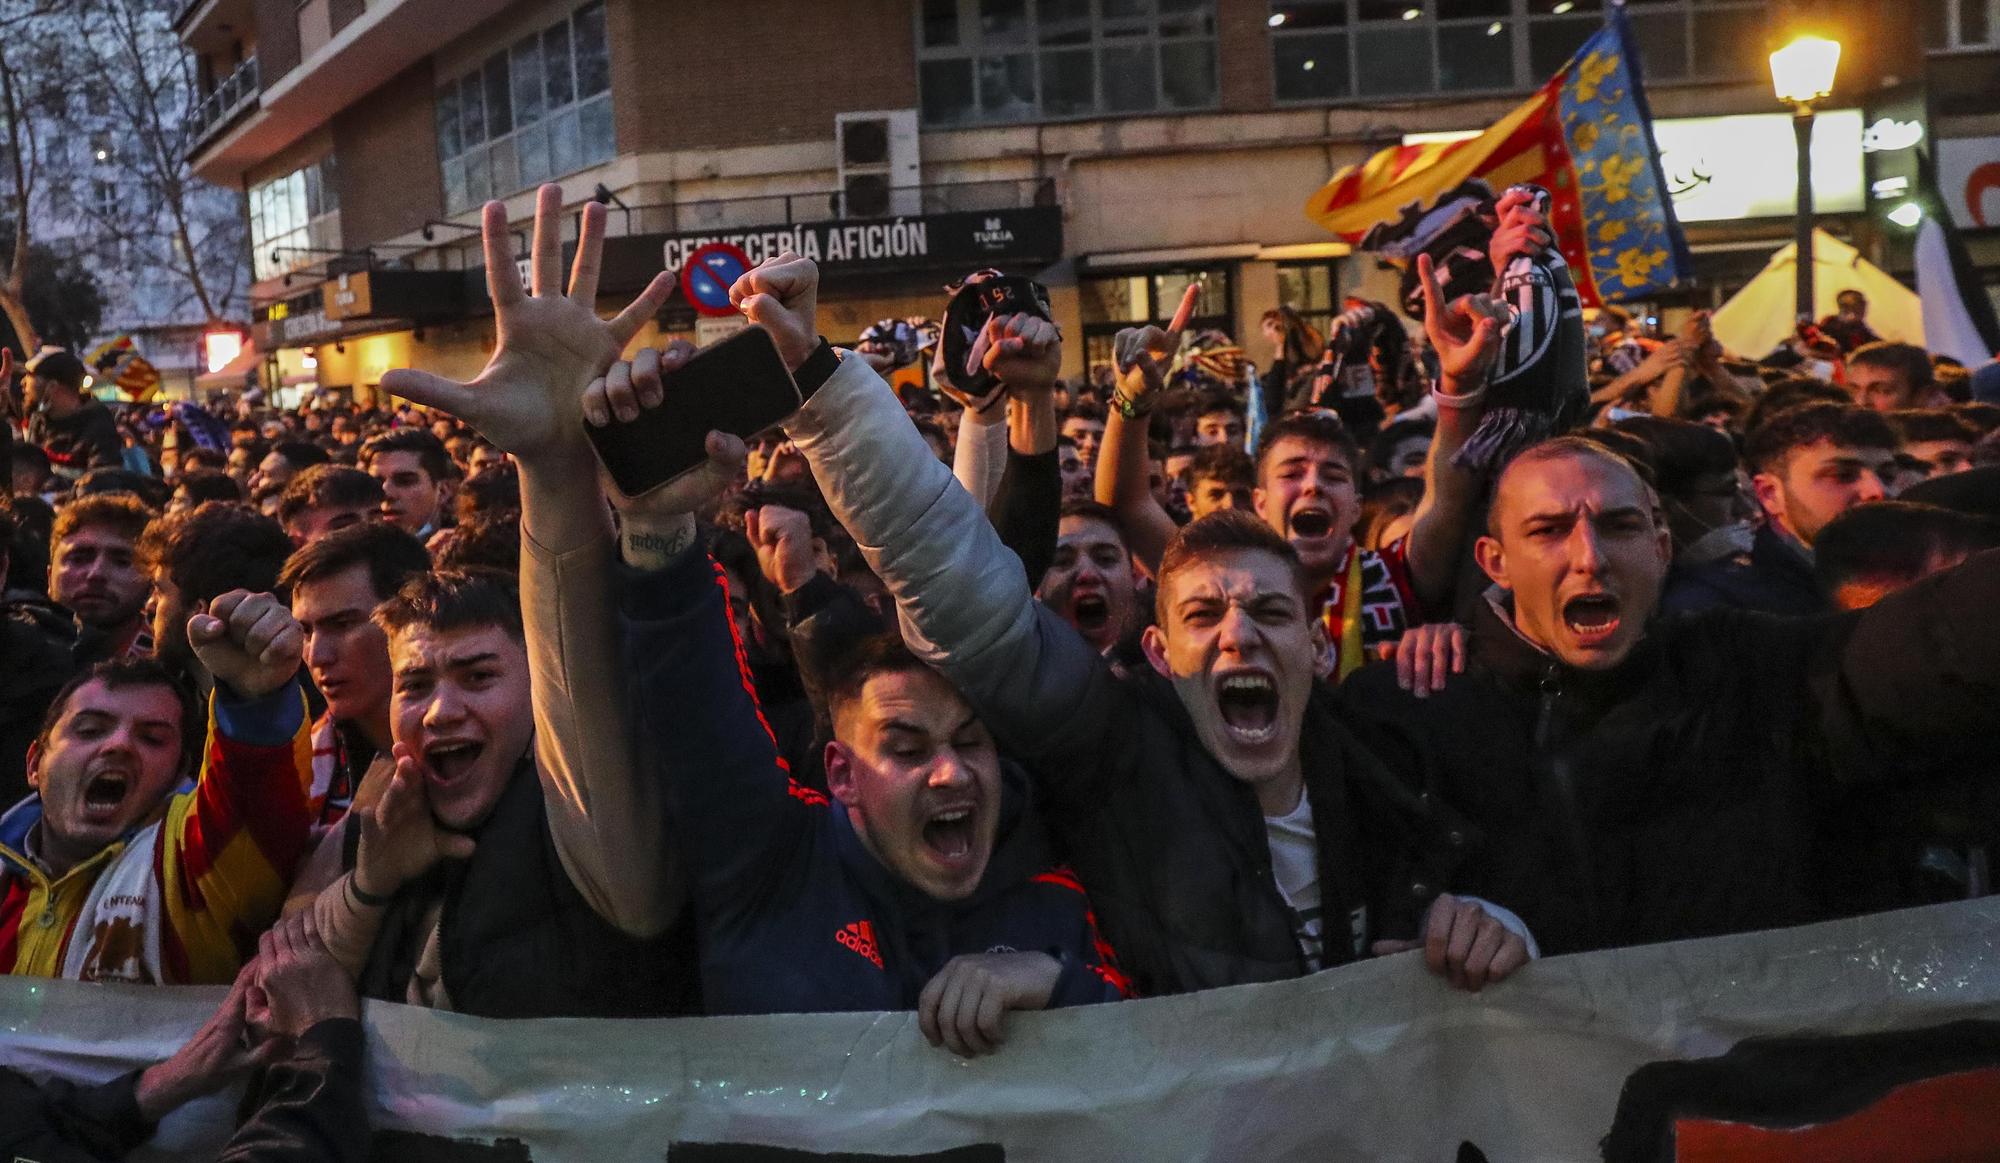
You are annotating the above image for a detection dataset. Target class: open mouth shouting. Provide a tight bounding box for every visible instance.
[920,801,982,875]
[1214,670,1282,747]
[424,739,485,788]
[1561,592,1623,650]
[1287,505,1336,542]
[80,765,132,825]
[1070,591,1111,636]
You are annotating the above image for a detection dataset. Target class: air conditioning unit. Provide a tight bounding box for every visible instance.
[835,110,919,219]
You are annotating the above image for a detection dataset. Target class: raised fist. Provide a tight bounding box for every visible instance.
[188,590,303,700]
[729,253,820,373]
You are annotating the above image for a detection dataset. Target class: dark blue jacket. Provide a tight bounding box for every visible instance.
[620,547,1129,1016]
[1661,524,1826,618]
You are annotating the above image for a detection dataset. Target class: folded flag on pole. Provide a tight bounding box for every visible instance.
[1304,6,1691,307]
[87,334,163,402]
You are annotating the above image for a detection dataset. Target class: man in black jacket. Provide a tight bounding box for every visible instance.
[1343,436,2000,956]
[731,251,1532,997]
[21,350,121,482]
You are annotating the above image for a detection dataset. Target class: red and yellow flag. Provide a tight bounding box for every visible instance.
[1306,10,1690,306]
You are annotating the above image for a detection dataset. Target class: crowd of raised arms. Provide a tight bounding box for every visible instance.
[0,182,1995,1159]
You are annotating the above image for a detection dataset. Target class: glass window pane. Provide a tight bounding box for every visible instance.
[303,164,322,219]
[516,122,550,186]
[1436,0,1507,15]
[285,173,307,237]
[1160,0,1209,12]
[319,156,338,211]
[977,52,1036,120]
[444,156,467,212]
[460,74,484,146]
[979,0,1028,43]
[1101,41,1157,111]
[437,82,460,159]
[1038,0,1090,43]
[1964,0,1990,44]
[1102,0,1151,18]
[1358,0,1419,20]
[1160,38,1216,108]
[544,23,574,107]
[1271,2,1348,30]
[923,0,960,47]
[511,36,545,126]
[1529,16,1595,79]
[1041,48,1095,116]
[483,54,512,136]
[550,107,582,177]
[1627,10,1685,80]
[574,2,610,96]
[1274,31,1349,100]
[1357,25,1434,95]
[580,95,615,165]
[488,136,519,198]
[1153,268,1227,320]
[920,57,977,123]
[1690,8,1763,79]
[1438,20,1513,90]
[1080,275,1146,322]
[465,148,490,204]
[1529,0,1600,11]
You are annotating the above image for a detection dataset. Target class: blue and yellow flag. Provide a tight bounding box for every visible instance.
[1306,8,1691,306]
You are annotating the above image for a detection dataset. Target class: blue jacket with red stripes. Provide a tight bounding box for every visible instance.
[619,545,1129,1016]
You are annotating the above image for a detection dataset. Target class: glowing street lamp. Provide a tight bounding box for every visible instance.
[1770,35,1841,321]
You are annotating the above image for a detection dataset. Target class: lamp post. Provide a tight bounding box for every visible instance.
[1770,35,1842,323]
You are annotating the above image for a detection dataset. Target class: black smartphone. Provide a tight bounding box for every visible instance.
[586,325,803,497]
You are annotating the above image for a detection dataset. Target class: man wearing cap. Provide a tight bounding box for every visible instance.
[22,349,122,479]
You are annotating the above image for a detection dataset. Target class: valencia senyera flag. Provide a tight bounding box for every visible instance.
[1305,7,1691,306]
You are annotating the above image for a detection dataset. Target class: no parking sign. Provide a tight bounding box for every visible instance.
[676,241,753,317]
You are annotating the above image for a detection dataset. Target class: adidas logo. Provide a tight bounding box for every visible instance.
[836,920,883,969]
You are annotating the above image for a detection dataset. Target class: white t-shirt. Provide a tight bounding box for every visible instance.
[1265,792,1369,972]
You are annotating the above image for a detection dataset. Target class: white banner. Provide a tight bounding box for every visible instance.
[2,899,1997,1161]
[1938,135,2000,232]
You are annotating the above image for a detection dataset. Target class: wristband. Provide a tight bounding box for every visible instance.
[793,337,840,401]
[347,872,395,909]
[1431,380,1488,410]
[1111,388,1155,421]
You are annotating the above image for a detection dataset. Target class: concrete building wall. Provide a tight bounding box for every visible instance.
[331,62,447,247]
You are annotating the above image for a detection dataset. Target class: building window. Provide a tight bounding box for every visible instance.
[916,0,1219,127]
[1275,260,1341,345]
[90,180,118,218]
[436,1,614,213]
[249,156,340,282]
[1268,0,1768,103]
[1079,264,1233,372]
[1924,0,1999,49]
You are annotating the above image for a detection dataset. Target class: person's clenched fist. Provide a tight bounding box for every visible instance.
[729,253,820,373]
[188,590,303,700]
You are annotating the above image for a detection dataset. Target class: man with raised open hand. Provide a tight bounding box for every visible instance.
[284,184,697,1017]
[727,251,1533,998]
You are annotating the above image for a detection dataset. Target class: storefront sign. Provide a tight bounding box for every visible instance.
[1938,135,2000,230]
[1651,109,1866,223]
[658,205,1062,278]
[321,269,469,324]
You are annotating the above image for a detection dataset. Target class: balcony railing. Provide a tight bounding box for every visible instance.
[188,56,260,156]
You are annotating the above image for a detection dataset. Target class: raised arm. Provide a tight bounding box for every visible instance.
[378,184,683,938]
[1404,250,1509,612]
[728,255,1116,759]
[169,591,316,982]
[1093,292,1196,577]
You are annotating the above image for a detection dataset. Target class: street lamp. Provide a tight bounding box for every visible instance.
[1770,34,1841,322]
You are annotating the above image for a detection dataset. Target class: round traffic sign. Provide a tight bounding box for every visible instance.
[680,242,753,317]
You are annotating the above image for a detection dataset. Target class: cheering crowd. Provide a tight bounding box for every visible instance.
[1,180,1996,1158]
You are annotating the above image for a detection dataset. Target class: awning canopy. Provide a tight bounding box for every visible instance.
[1709,229,1923,360]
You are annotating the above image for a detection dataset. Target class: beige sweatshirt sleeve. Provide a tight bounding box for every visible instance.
[520,524,685,938]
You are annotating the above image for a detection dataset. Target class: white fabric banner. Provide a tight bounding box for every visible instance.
[2,899,1997,1161]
